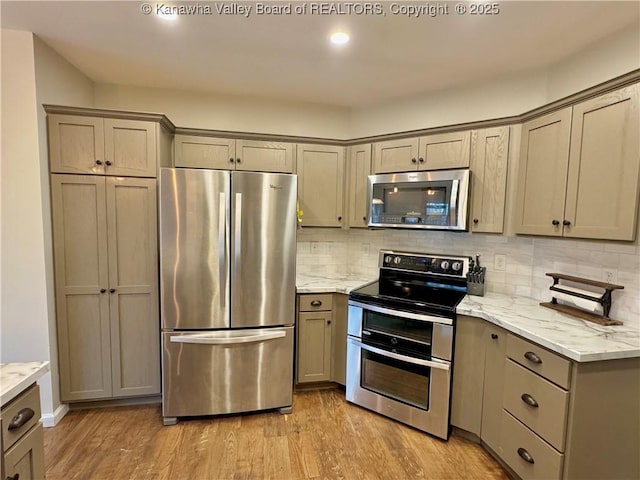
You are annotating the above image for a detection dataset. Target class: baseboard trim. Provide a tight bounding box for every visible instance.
[42,403,70,428]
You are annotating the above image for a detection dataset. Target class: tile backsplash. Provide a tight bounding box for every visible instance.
[297,228,640,327]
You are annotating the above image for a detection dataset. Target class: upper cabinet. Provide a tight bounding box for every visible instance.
[48,115,157,177]
[346,144,372,228]
[174,134,294,173]
[373,131,470,173]
[296,144,345,227]
[564,85,640,240]
[470,126,510,233]
[516,84,639,241]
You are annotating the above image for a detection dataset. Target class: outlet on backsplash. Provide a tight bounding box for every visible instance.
[494,254,506,272]
[603,269,618,284]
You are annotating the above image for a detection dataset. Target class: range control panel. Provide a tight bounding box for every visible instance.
[379,250,469,278]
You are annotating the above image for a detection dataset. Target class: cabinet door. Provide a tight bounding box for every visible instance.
[3,424,45,480]
[481,324,508,454]
[236,140,294,173]
[106,177,160,397]
[564,85,640,240]
[451,316,486,436]
[347,144,372,228]
[372,138,419,173]
[48,115,105,174]
[104,119,157,177]
[296,144,345,227]
[418,130,471,170]
[174,135,235,169]
[515,108,572,236]
[297,311,332,383]
[470,127,510,233]
[51,175,112,401]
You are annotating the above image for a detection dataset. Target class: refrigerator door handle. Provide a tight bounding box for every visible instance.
[170,330,286,345]
[234,192,242,284]
[218,192,227,309]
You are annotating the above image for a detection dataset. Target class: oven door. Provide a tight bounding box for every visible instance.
[346,336,452,440]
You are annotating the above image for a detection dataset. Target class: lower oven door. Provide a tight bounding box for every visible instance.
[346,336,451,439]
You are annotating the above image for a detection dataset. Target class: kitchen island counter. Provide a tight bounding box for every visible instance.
[0,361,50,407]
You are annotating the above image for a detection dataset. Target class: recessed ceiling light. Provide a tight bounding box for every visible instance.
[330,32,350,45]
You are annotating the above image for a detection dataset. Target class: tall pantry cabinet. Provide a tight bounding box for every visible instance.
[46,106,173,402]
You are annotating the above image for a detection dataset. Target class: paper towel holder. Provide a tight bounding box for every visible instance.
[540,272,624,326]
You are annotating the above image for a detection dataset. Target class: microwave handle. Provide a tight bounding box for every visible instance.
[349,338,450,371]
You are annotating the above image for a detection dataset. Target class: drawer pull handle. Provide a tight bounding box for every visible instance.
[521,393,539,408]
[524,351,542,364]
[490,333,498,340]
[310,300,322,307]
[517,447,535,464]
[8,408,35,431]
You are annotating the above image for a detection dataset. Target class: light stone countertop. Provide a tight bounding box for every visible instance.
[0,362,50,407]
[296,272,640,363]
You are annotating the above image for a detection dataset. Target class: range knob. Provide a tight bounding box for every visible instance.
[440,260,450,270]
[394,256,402,265]
[385,255,393,264]
[452,261,462,272]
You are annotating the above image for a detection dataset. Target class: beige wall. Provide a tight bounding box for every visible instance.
[0,29,94,425]
[546,24,640,102]
[94,83,351,139]
[1,29,52,411]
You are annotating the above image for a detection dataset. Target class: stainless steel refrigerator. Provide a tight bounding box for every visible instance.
[159,167,297,425]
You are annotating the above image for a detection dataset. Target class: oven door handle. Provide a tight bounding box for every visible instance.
[348,300,453,326]
[349,338,450,371]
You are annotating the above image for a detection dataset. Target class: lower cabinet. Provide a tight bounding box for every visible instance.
[452,315,640,480]
[1,385,46,480]
[296,293,347,386]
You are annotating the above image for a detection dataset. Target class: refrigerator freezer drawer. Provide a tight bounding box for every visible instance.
[162,327,294,418]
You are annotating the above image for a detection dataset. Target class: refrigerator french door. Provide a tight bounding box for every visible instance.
[159,168,297,424]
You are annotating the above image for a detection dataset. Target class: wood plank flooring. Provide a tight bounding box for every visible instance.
[44,388,508,480]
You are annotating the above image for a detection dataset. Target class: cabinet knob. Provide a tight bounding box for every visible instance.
[411,158,417,164]
[520,393,539,408]
[327,320,332,325]
[551,219,560,226]
[490,333,498,340]
[100,288,107,293]
[310,300,322,307]
[563,219,571,226]
[362,216,367,221]
[236,158,241,164]
[473,218,479,224]
[229,157,235,163]
[517,448,535,464]
[6,474,20,480]
[418,157,425,163]
[105,160,112,166]
[338,216,342,221]
[109,288,116,293]
[95,160,103,165]
[524,351,542,364]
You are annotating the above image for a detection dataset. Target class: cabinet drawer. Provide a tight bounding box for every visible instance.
[504,360,569,451]
[507,334,572,388]
[299,294,333,312]
[1,385,41,452]
[501,410,564,480]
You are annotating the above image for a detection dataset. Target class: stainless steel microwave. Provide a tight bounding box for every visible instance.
[367,169,470,230]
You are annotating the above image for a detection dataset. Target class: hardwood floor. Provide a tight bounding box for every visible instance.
[44,388,508,480]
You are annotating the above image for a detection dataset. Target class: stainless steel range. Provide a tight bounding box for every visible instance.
[346,250,469,440]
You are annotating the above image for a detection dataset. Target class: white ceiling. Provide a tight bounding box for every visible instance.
[2,1,639,108]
